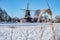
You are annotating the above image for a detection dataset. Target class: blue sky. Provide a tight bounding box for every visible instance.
[0,0,60,18]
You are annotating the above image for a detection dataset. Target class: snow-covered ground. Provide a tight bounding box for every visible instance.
[0,23,60,40]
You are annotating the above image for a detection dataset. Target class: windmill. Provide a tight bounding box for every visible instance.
[24,0,30,18]
[21,0,35,22]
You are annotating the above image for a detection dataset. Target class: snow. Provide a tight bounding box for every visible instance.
[0,23,60,40]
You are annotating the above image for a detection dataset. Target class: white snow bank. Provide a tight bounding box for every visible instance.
[0,23,60,40]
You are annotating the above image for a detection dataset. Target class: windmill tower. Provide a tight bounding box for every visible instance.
[25,0,30,18]
[23,0,33,22]
[20,0,33,22]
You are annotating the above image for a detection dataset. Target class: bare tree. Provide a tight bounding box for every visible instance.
[0,8,12,22]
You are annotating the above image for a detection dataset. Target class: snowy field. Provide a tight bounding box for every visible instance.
[0,23,60,40]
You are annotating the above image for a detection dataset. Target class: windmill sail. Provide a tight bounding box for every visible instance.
[27,0,29,10]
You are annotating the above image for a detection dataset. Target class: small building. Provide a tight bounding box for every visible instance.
[55,16,60,23]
